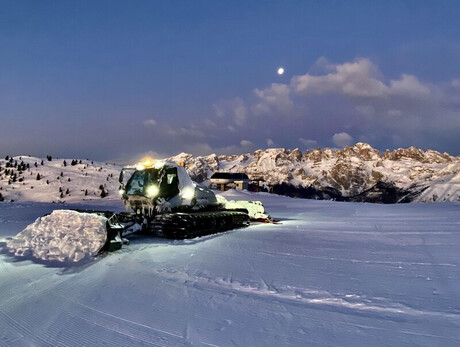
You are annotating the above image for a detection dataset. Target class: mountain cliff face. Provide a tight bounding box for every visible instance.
[169,143,460,203]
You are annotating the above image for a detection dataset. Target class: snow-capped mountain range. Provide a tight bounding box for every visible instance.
[0,142,459,203]
[169,143,460,203]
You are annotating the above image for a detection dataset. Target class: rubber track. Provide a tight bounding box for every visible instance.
[151,210,250,239]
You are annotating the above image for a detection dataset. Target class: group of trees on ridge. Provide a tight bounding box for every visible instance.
[0,155,115,202]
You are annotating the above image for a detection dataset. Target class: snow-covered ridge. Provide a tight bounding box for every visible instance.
[0,156,121,203]
[168,143,460,203]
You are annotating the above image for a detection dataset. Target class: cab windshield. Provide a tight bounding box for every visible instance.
[125,169,159,196]
[124,167,180,199]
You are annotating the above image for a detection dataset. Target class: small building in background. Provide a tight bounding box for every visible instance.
[210,172,249,191]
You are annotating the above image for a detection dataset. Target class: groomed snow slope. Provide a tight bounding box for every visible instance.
[1,191,460,346]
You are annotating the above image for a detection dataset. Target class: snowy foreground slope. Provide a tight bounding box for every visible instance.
[1,191,460,346]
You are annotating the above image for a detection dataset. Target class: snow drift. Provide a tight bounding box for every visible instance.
[6,210,107,262]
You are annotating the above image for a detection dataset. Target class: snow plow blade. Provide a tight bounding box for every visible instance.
[5,210,123,263]
[71,209,133,253]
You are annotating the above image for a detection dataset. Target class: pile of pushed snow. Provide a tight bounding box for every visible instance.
[6,210,108,263]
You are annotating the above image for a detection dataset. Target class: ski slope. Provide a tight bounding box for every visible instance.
[1,191,460,346]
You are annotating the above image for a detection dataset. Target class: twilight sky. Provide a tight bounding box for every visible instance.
[1,0,460,161]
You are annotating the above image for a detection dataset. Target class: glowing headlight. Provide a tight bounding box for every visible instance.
[136,164,145,171]
[118,189,125,196]
[146,185,159,198]
[181,186,195,200]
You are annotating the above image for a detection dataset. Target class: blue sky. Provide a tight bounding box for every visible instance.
[1,0,460,160]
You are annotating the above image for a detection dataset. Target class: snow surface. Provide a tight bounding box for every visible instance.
[6,210,108,263]
[1,191,460,346]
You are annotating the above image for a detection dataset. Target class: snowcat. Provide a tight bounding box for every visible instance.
[90,159,272,250]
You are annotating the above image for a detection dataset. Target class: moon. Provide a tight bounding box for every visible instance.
[277,67,284,75]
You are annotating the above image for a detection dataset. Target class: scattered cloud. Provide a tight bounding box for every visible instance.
[356,105,375,116]
[143,121,207,145]
[266,138,275,147]
[291,58,434,102]
[240,139,254,147]
[234,101,248,126]
[176,141,258,156]
[213,104,225,118]
[309,56,335,74]
[143,119,157,126]
[253,83,292,114]
[332,132,354,147]
[387,109,402,117]
[451,79,460,89]
[299,138,318,149]
[389,74,430,98]
[251,102,270,115]
[178,127,206,139]
[204,119,217,128]
[214,98,248,126]
[292,58,388,97]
